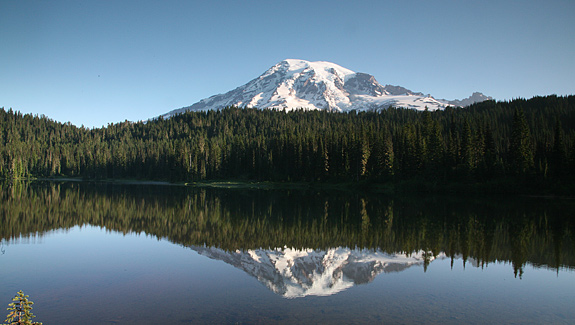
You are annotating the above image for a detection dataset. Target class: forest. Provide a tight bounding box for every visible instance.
[1,95,574,193]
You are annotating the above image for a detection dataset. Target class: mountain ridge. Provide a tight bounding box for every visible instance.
[191,246,443,298]
[162,59,491,117]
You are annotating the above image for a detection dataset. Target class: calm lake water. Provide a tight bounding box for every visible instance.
[1,182,574,324]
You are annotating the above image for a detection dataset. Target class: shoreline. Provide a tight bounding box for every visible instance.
[4,177,573,198]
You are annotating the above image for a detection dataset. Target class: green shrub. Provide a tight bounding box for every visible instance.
[3,291,41,325]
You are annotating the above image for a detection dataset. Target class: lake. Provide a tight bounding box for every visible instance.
[1,182,574,324]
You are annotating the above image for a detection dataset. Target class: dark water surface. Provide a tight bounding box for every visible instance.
[1,182,574,324]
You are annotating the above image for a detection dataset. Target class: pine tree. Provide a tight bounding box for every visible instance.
[382,133,394,179]
[482,126,497,177]
[460,119,474,173]
[4,291,42,325]
[509,109,534,174]
[551,120,566,177]
[425,121,444,178]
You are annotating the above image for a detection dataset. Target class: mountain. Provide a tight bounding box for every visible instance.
[444,92,493,107]
[191,246,443,298]
[163,59,491,117]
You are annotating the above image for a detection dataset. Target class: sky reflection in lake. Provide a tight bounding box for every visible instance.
[1,182,574,324]
[2,226,574,324]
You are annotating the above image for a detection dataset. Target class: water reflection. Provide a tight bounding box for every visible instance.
[193,246,440,298]
[1,181,574,282]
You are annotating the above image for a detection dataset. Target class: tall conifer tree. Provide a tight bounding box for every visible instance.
[509,109,534,174]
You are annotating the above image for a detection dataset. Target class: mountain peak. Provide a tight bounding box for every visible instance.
[445,92,493,107]
[278,59,356,77]
[192,246,442,298]
[162,60,491,117]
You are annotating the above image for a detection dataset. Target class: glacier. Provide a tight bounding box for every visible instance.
[163,59,491,118]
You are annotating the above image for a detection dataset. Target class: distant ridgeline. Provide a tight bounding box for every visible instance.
[1,95,574,193]
[1,182,574,278]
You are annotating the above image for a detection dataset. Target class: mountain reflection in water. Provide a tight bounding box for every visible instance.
[193,246,440,298]
[1,181,574,280]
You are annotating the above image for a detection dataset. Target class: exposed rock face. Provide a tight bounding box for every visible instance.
[162,59,491,118]
[446,92,493,107]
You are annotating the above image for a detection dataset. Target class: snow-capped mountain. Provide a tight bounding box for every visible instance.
[191,246,443,298]
[163,59,490,117]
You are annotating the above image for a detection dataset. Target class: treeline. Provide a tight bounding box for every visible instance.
[1,95,574,192]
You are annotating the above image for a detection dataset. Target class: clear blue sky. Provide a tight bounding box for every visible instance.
[1,0,574,128]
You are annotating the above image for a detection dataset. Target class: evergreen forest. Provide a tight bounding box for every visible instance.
[1,95,574,193]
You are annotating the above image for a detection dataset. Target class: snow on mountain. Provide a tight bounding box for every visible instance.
[191,245,443,298]
[163,59,491,118]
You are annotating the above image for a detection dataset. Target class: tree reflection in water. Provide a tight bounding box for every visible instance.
[1,181,574,280]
